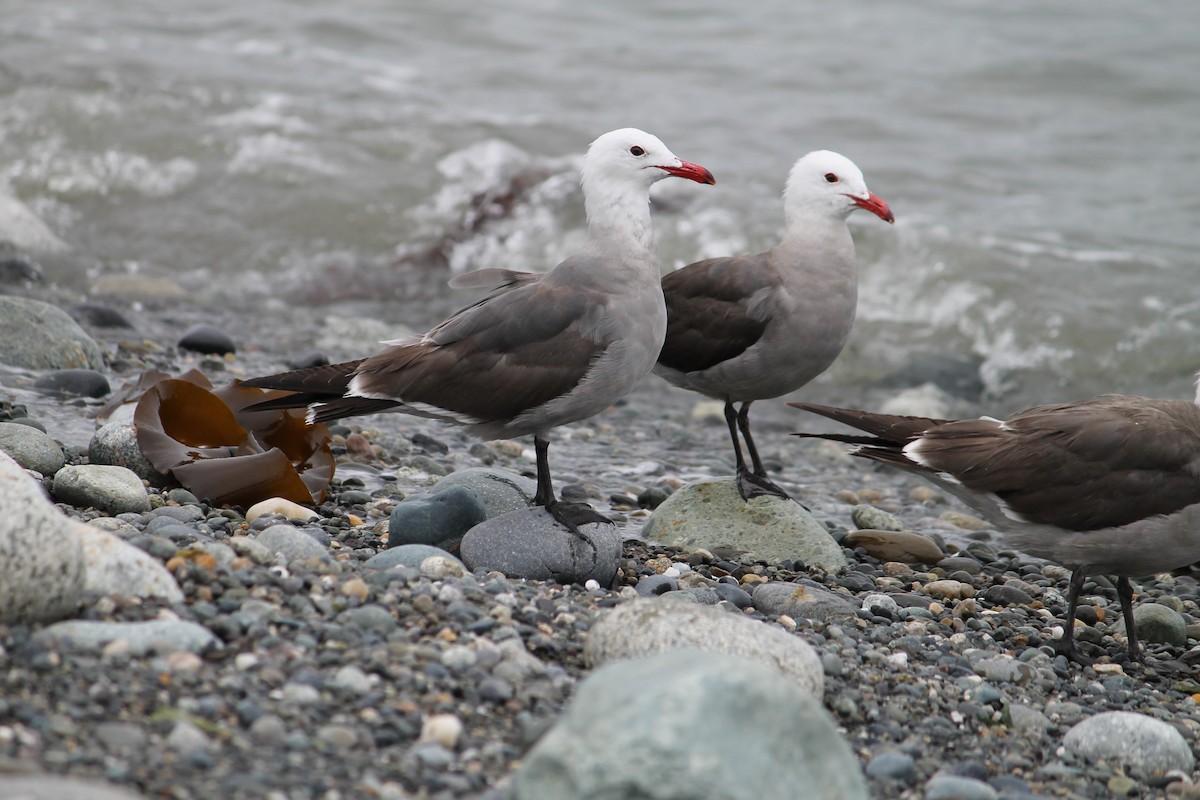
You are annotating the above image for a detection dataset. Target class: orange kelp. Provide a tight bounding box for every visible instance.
[115,370,333,507]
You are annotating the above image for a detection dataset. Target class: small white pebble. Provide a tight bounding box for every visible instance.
[584,579,600,591]
[663,567,681,578]
[246,497,318,523]
[419,714,463,749]
[885,652,908,668]
[235,653,259,671]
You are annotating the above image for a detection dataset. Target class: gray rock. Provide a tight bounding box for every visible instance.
[0,452,85,624]
[752,581,858,623]
[89,421,173,486]
[255,524,331,563]
[585,596,824,697]
[0,296,105,370]
[1132,602,1187,647]
[1063,711,1194,776]
[52,464,150,515]
[33,368,110,398]
[166,720,214,755]
[850,504,904,531]
[366,544,461,571]
[430,467,535,517]
[34,619,221,655]
[635,574,679,596]
[1007,704,1051,735]
[76,524,184,603]
[94,721,149,751]
[641,478,846,569]
[0,421,64,475]
[388,486,487,551]
[460,506,621,584]
[0,775,148,800]
[514,650,866,800]
[177,323,236,355]
[865,752,917,782]
[228,536,273,565]
[973,657,1033,684]
[923,774,997,800]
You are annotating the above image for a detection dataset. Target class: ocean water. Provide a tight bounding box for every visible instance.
[1,0,1198,412]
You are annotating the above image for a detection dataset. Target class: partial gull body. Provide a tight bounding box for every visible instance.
[244,128,715,529]
[654,150,893,501]
[791,385,1200,665]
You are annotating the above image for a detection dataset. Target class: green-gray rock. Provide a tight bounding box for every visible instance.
[641,478,846,569]
[850,504,903,531]
[0,421,65,476]
[1132,602,1187,647]
[514,650,867,800]
[0,296,105,370]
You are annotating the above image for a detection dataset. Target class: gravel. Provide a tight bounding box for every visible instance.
[2,291,1200,799]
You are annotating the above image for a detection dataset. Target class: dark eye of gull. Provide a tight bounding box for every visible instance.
[629,146,645,157]
[824,172,839,183]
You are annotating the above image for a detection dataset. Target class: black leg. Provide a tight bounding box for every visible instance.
[723,400,750,473]
[1116,576,1144,663]
[731,401,792,502]
[532,434,555,506]
[1055,567,1095,667]
[532,433,610,533]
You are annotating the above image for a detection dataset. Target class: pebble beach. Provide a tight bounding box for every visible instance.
[2,283,1200,800]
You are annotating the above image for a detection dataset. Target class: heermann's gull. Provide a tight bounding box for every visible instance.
[653,151,893,501]
[790,383,1200,665]
[243,128,715,530]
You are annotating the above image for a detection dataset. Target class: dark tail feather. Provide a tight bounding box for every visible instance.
[788,401,951,445]
[309,397,402,424]
[242,360,365,395]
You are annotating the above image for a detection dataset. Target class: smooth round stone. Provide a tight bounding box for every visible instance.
[642,478,846,569]
[388,486,486,551]
[366,544,461,571]
[937,556,983,575]
[635,574,679,597]
[0,421,65,475]
[0,452,85,624]
[1132,602,1187,647]
[32,368,110,398]
[0,296,105,370]
[245,497,318,522]
[752,581,858,624]
[430,468,536,518]
[77,524,183,604]
[421,554,466,579]
[177,323,236,355]
[34,619,221,655]
[460,506,621,585]
[52,464,150,515]
[0,775,149,800]
[843,529,944,565]
[0,255,44,283]
[254,524,331,563]
[712,582,754,608]
[339,604,397,635]
[89,422,173,486]
[923,774,997,800]
[923,579,975,600]
[68,303,135,329]
[866,752,917,782]
[1063,711,1195,775]
[514,650,866,800]
[862,593,900,615]
[982,583,1034,608]
[850,504,903,532]
[585,596,824,697]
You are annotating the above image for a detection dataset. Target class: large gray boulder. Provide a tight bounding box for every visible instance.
[514,650,867,800]
[0,296,105,370]
[0,451,85,623]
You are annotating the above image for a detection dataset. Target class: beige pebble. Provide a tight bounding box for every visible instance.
[777,615,797,630]
[834,489,861,505]
[164,651,203,673]
[924,579,975,600]
[939,510,989,531]
[421,556,466,580]
[908,485,940,503]
[340,577,370,602]
[246,497,318,523]
[1092,662,1125,676]
[346,432,374,458]
[418,714,463,749]
[740,574,767,586]
[882,561,913,577]
[491,440,525,457]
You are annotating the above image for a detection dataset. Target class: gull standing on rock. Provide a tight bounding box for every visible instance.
[244,128,715,530]
[790,379,1200,666]
[654,151,893,501]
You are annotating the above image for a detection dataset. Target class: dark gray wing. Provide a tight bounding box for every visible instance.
[658,254,772,373]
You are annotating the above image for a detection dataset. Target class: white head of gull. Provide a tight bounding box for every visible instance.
[243,128,714,532]
[653,149,893,501]
[791,376,1200,667]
